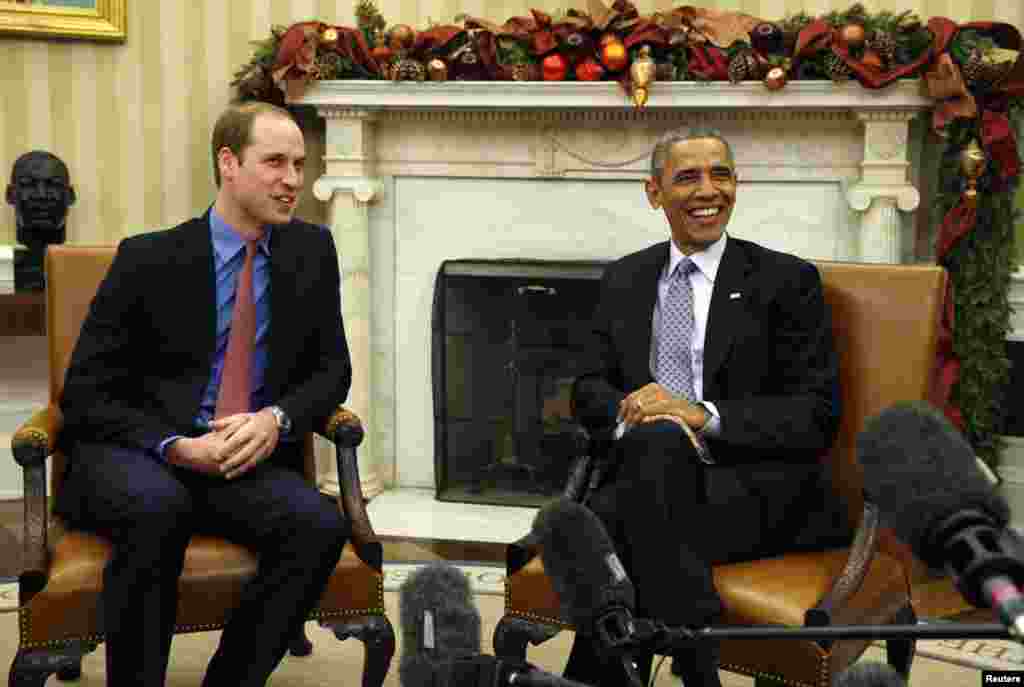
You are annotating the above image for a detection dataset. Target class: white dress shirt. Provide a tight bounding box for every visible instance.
[614,233,727,450]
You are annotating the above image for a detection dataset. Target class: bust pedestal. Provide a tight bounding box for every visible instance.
[14,247,45,292]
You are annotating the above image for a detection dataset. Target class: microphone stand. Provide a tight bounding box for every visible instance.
[616,618,1014,655]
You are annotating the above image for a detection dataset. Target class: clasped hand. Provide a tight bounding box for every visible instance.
[166,409,280,479]
[619,383,708,430]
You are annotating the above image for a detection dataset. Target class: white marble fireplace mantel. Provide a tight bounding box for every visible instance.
[292,80,934,499]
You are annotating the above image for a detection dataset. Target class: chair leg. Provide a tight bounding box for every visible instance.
[288,622,314,657]
[325,614,396,687]
[9,644,92,687]
[492,614,561,661]
[56,660,82,681]
[885,603,917,680]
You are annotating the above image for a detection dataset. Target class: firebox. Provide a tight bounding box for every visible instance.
[432,259,607,507]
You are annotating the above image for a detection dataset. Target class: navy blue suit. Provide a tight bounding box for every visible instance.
[56,212,352,686]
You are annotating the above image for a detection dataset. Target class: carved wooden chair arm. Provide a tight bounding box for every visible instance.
[507,426,600,575]
[804,501,881,627]
[10,405,63,588]
[322,405,382,571]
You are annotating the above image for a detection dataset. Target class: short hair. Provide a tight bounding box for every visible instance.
[649,127,736,182]
[11,150,70,184]
[211,101,296,187]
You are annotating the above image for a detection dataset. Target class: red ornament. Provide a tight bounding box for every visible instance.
[860,49,883,70]
[542,53,569,81]
[575,58,605,81]
[371,46,394,63]
[600,38,628,72]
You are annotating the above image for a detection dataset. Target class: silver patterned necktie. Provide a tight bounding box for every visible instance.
[656,257,697,401]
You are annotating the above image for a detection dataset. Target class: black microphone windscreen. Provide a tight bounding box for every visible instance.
[398,562,482,687]
[533,498,635,631]
[856,401,1009,566]
[832,662,906,687]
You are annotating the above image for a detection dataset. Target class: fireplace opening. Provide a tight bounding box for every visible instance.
[432,259,607,507]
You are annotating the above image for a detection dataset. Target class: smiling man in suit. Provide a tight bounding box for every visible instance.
[565,129,845,687]
[56,101,352,686]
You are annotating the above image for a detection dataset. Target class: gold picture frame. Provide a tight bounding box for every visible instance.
[0,0,125,42]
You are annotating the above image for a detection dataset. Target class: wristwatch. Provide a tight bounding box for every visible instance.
[267,405,292,434]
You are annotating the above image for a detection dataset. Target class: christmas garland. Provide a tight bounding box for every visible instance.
[232,2,1024,469]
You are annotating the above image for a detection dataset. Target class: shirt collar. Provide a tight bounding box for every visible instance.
[667,232,727,283]
[209,208,272,264]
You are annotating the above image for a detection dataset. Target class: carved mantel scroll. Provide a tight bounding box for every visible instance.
[293,80,934,495]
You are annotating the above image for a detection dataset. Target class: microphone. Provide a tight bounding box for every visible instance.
[531,498,637,653]
[857,401,1024,637]
[398,561,594,687]
[399,561,482,687]
[832,662,907,687]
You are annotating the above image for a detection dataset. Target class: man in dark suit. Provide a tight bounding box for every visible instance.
[56,101,352,686]
[566,129,845,687]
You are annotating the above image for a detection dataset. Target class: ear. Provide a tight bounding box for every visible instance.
[5,184,15,207]
[217,147,238,183]
[644,178,661,210]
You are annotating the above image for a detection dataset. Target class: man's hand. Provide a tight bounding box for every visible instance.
[210,410,280,480]
[166,433,229,476]
[619,383,675,426]
[639,397,709,430]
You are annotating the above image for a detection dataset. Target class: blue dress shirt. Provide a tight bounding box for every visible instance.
[158,210,282,459]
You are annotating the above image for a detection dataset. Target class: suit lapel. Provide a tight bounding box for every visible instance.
[629,242,669,384]
[176,214,217,361]
[703,239,751,391]
[266,223,294,398]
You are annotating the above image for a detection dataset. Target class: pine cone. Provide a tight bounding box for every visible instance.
[727,50,759,83]
[962,48,1011,91]
[396,58,426,81]
[868,30,896,67]
[824,52,852,82]
[961,49,993,89]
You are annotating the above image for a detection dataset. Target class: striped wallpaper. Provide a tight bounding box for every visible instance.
[0,0,1021,247]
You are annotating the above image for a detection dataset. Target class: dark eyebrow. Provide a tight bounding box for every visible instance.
[673,165,734,181]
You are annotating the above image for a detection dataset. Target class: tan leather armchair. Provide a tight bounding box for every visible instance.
[495,262,949,687]
[8,245,395,686]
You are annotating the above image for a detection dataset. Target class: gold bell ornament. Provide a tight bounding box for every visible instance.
[629,45,657,108]
[960,138,987,207]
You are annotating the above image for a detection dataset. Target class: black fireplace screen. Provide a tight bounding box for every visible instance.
[432,259,607,507]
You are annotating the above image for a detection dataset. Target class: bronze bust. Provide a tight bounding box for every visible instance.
[6,151,75,290]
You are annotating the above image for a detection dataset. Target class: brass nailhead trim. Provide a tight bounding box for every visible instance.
[20,578,386,649]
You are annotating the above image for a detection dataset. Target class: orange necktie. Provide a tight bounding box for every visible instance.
[214,241,257,419]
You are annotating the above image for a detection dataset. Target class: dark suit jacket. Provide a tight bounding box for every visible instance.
[59,211,352,466]
[573,237,842,522]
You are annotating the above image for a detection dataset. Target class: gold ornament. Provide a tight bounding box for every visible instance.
[629,45,656,108]
[763,66,787,90]
[838,23,866,51]
[389,24,416,53]
[510,63,536,81]
[600,36,628,72]
[321,27,339,43]
[960,138,987,206]
[427,58,448,81]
